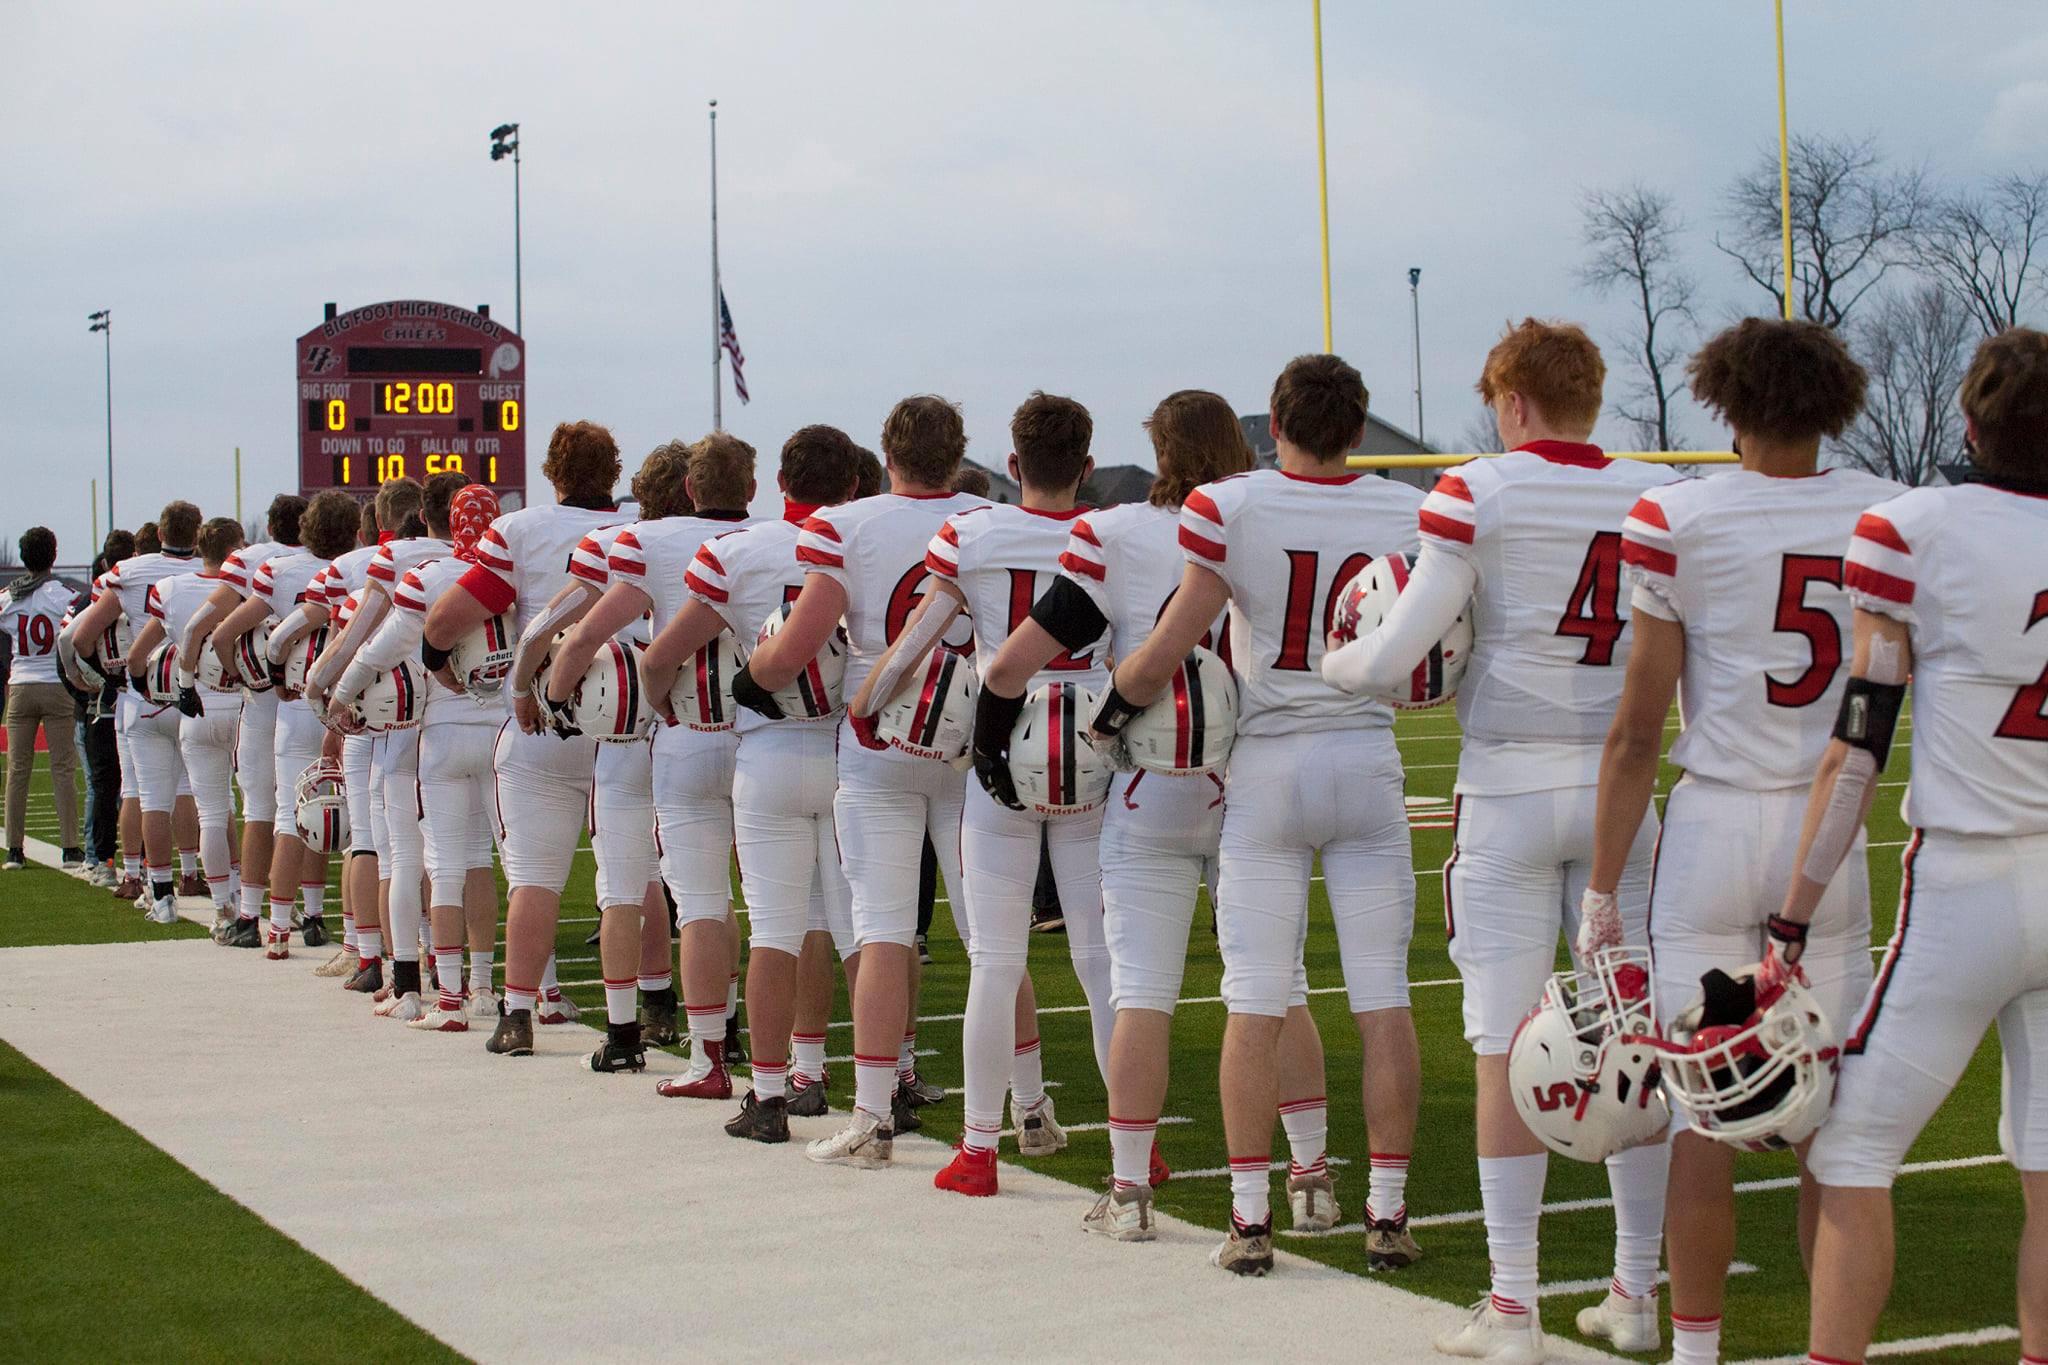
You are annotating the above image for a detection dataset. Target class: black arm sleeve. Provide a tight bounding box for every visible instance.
[1832,676,1907,768]
[1028,575,1110,655]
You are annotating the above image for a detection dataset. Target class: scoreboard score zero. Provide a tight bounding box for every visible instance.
[296,300,527,506]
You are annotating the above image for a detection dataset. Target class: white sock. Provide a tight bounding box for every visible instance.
[504,984,537,1014]
[434,947,464,1009]
[468,949,493,993]
[1010,1036,1045,1110]
[725,972,739,1022]
[540,953,560,996]
[124,855,142,878]
[1229,1156,1271,1229]
[1279,1096,1328,1178]
[387,876,422,964]
[753,1062,787,1102]
[897,1031,918,1081]
[1368,1151,1412,1223]
[179,849,199,876]
[1606,1140,1671,1300]
[637,971,671,994]
[200,828,231,893]
[1479,1153,1548,1314]
[300,879,324,919]
[963,962,1023,1146]
[268,896,294,932]
[854,1053,894,1121]
[1109,1115,1155,1191]
[342,911,357,951]
[239,885,264,920]
[1671,1313,1721,1364]
[228,865,241,903]
[792,1032,826,1085]
[685,1005,724,1080]
[356,928,383,963]
[603,978,636,1027]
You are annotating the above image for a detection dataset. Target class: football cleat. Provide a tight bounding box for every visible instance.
[300,915,330,948]
[536,994,579,1026]
[899,1071,946,1106]
[1286,1171,1340,1233]
[1013,1095,1066,1156]
[485,1003,533,1056]
[373,992,426,1022]
[113,874,145,901]
[464,989,499,1020]
[638,993,680,1047]
[1575,1288,1659,1353]
[264,927,291,959]
[933,1143,998,1197]
[134,886,154,912]
[1149,1141,1172,1188]
[1365,1213,1423,1271]
[312,949,354,978]
[1209,1220,1275,1277]
[890,1084,924,1134]
[145,896,180,925]
[1432,1299,1545,1363]
[653,1046,731,1099]
[724,1091,790,1144]
[224,916,264,949]
[89,863,120,888]
[804,1109,893,1168]
[408,1006,470,1033]
[722,1015,747,1067]
[786,1076,830,1118]
[209,909,235,941]
[584,1030,648,1074]
[177,871,207,898]
[344,960,384,994]
[1082,1185,1156,1242]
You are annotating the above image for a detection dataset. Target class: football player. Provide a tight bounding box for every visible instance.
[981,389,1339,1237]
[1772,327,2048,1365]
[209,490,360,956]
[130,516,246,928]
[1092,354,1426,1275]
[423,421,624,1056]
[853,392,1119,1196]
[1,527,83,871]
[744,395,985,1168]
[1586,319,1893,1364]
[653,424,863,1139]
[1323,321,1671,1356]
[536,444,713,1074]
[69,500,207,921]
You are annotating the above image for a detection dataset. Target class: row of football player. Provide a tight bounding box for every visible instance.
[47,316,2048,1365]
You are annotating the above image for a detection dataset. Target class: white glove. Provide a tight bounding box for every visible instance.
[1576,888,1624,961]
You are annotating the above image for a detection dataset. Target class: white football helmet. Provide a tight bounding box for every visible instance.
[756,602,846,719]
[1508,946,1671,1162]
[347,661,425,732]
[139,641,179,705]
[668,633,742,733]
[874,647,978,762]
[1654,971,1838,1153]
[448,613,515,698]
[569,639,655,741]
[194,634,232,691]
[293,757,349,853]
[235,620,273,693]
[1329,553,1472,709]
[105,615,133,667]
[1122,646,1238,776]
[1009,681,1114,817]
[71,640,116,696]
[280,626,328,694]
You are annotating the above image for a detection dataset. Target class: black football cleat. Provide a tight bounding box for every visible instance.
[224,916,264,949]
[486,1002,534,1056]
[584,1025,647,1074]
[786,1076,830,1117]
[891,1083,924,1134]
[300,915,330,948]
[344,959,384,994]
[638,989,680,1047]
[724,1091,790,1143]
[722,1015,747,1068]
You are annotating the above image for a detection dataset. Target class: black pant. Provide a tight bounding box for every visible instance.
[81,715,119,863]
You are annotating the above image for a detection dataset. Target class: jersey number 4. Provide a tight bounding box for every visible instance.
[1994,590,2048,742]
[1556,533,1624,666]
[1767,555,1845,709]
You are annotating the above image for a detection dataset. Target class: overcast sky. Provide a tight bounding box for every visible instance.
[5,2,2044,560]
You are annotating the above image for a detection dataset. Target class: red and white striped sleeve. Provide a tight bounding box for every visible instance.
[365,542,398,586]
[684,539,732,605]
[1056,515,1114,616]
[923,518,964,580]
[608,529,647,581]
[567,533,610,588]
[333,591,358,629]
[1417,472,1478,552]
[219,550,248,592]
[795,512,847,584]
[1178,488,1226,567]
[1620,487,1681,620]
[252,559,278,606]
[392,568,430,617]
[1845,504,1917,621]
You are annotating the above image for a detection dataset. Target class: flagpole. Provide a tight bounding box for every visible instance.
[710,99,723,430]
[1311,0,1334,352]
[1773,0,1794,321]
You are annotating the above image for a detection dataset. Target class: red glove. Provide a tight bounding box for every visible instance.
[848,709,888,752]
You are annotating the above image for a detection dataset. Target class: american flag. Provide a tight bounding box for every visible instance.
[719,288,749,404]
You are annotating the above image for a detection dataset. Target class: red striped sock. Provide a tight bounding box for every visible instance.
[1367,1151,1410,1224]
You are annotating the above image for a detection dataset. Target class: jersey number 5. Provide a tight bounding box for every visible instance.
[1994,590,2048,742]
[1556,532,1624,666]
[1767,555,1845,708]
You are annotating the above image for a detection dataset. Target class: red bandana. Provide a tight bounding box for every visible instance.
[449,484,500,561]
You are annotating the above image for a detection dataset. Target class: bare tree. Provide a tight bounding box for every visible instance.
[1912,171,2048,336]
[1718,133,1929,329]
[1579,185,1697,450]
[1458,407,1506,455]
[1835,284,1972,487]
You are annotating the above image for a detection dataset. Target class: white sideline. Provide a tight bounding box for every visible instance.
[0,937,1632,1365]
[1729,1323,2019,1364]
[1539,1260,1754,1299]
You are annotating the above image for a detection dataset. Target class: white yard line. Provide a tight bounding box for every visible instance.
[1539,1261,1755,1299]
[1000,1116,1196,1139]
[1173,1155,1353,1180]
[1729,1324,2018,1365]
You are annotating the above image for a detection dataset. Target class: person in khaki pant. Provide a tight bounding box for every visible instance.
[2,527,82,869]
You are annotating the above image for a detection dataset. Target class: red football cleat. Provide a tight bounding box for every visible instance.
[265,928,291,960]
[1149,1140,1172,1188]
[934,1143,999,1197]
[655,1045,731,1100]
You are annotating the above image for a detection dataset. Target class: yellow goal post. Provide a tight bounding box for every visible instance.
[1346,451,1738,471]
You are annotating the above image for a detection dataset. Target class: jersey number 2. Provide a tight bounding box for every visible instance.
[1556,532,1624,666]
[1994,590,2048,742]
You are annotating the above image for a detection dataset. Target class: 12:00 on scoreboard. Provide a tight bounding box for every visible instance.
[296,300,528,507]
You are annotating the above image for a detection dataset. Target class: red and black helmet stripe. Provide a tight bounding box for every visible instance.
[1170,653,1209,770]
[391,661,417,723]
[912,651,957,750]
[694,641,726,726]
[614,642,642,736]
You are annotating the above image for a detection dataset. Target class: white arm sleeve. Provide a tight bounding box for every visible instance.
[1321,549,1478,696]
[856,595,962,717]
[512,584,597,694]
[1798,632,1911,888]
[307,590,388,694]
[264,604,318,663]
[56,623,87,691]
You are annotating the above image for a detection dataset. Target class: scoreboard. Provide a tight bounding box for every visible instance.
[296,300,526,506]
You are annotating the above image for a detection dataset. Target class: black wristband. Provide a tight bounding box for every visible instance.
[1089,679,1144,738]
[421,639,451,671]
[1765,914,1808,948]
[973,685,1028,759]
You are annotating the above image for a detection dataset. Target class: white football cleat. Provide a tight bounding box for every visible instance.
[805,1109,893,1168]
[1082,1186,1156,1242]
[1012,1095,1067,1156]
[145,897,181,925]
[536,994,579,1025]
[313,949,354,978]
[1433,1298,1545,1363]
[407,1006,470,1033]
[134,888,154,911]
[373,991,426,1022]
[465,989,500,1020]
[1575,1288,1659,1353]
[1287,1170,1340,1232]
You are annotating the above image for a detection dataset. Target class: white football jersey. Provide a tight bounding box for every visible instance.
[566,524,653,646]
[388,556,499,728]
[1623,467,1902,791]
[796,491,987,696]
[927,503,1108,691]
[1180,468,1423,736]
[99,549,201,630]
[1,576,74,685]
[1415,443,1671,791]
[219,541,286,599]
[1847,483,2048,837]
[1057,501,1227,662]
[687,508,834,731]
[144,571,229,657]
[252,550,334,618]
[365,536,451,602]
[466,503,623,639]
[322,544,381,608]
[607,513,755,635]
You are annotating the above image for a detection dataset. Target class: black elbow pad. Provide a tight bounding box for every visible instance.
[1833,676,1906,768]
[421,640,451,672]
[1028,575,1109,654]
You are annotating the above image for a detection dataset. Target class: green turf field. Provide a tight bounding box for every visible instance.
[0,708,2020,1362]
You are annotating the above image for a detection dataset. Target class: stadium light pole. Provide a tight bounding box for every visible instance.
[1408,268,1424,444]
[88,310,113,530]
[490,123,522,334]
